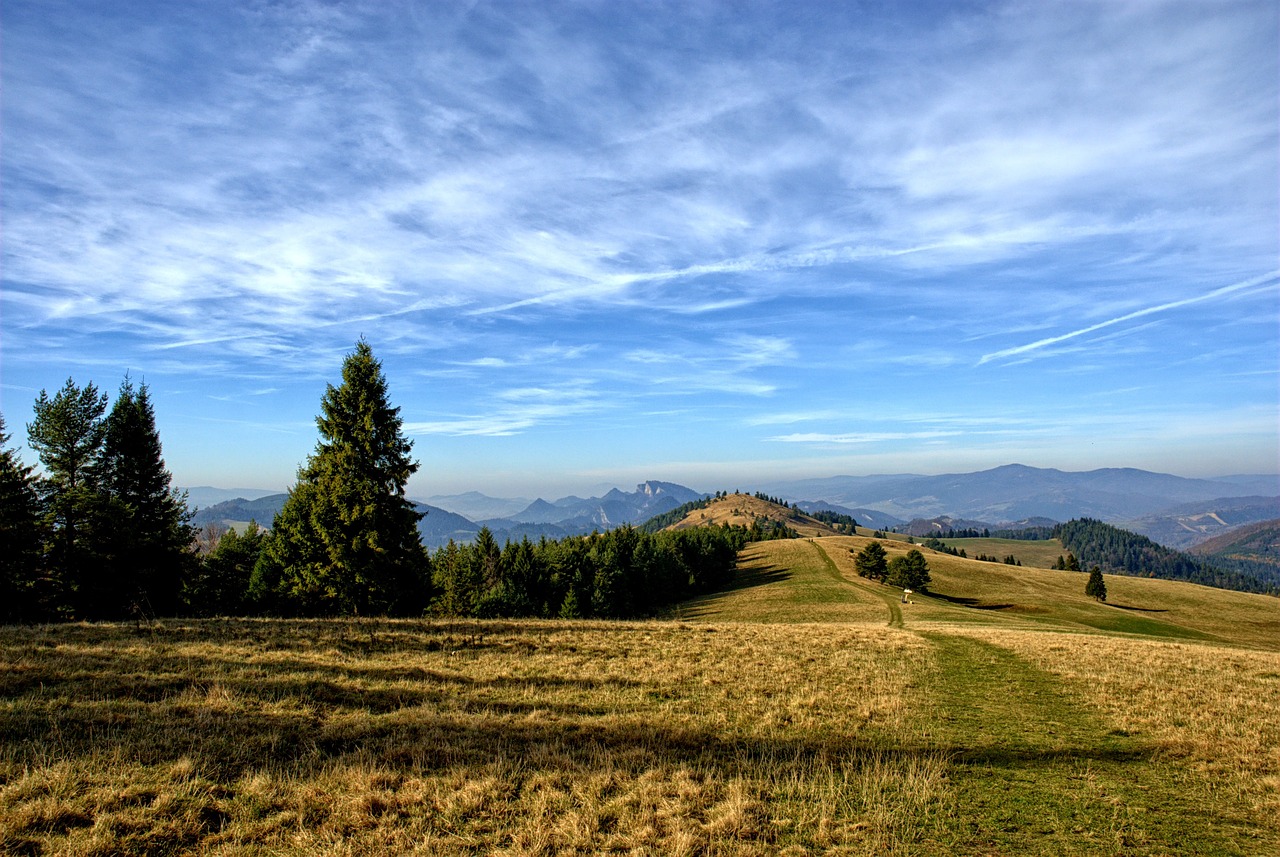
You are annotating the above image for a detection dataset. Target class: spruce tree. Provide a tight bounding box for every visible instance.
[853,541,889,581]
[1085,565,1107,602]
[100,378,196,617]
[0,414,45,621]
[254,341,429,616]
[26,378,109,617]
[188,521,265,616]
[886,549,932,591]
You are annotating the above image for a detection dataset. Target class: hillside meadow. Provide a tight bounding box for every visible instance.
[2,536,1278,855]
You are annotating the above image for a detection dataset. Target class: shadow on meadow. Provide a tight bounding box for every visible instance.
[673,562,792,619]
[3,619,1148,786]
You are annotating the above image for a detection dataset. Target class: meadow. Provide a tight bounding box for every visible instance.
[2,535,1278,855]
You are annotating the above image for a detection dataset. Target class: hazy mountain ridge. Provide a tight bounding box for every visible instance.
[421,491,530,521]
[192,481,708,549]
[766,465,1277,524]
[1186,518,1280,589]
[491,481,704,529]
[189,467,1277,551]
[899,516,1060,537]
[794,502,905,531]
[1121,496,1280,550]
[182,486,285,508]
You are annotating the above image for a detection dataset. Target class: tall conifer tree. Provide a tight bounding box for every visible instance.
[0,414,45,621]
[254,340,429,615]
[99,378,196,616]
[26,379,109,616]
[1085,565,1108,602]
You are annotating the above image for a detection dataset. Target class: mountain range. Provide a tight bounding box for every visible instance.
[763,465,1277,523]
[185,465,1278,550]
[190,481,706,549]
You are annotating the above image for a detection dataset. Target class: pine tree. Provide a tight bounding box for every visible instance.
[188,521,265,616]
[254,341,429,616]
[886,549,932,591]
[853,541,889,581]
[99,378,196,617]
[1085,565,1107,602]
[0,414,45,621]
[26,379,109,617]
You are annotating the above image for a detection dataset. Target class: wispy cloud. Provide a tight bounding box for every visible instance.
[769,431,967,445]
[404,383,601,437]
[979,271,1280,365]
[2,0,1275,489]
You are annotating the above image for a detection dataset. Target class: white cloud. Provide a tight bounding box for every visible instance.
[979,271,1280,365]
[768,431,967,445]
[404,383,601,438]
[2,0,1275,489]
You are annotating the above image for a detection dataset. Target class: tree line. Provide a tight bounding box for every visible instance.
[806,509,859,533]
[1052,518,1275,594]
[1,379,195,622]
[1,342,754,623]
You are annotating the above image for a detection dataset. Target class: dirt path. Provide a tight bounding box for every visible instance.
[808,540,903,627]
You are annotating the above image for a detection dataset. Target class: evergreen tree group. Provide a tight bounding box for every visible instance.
[851,541,931,591]
[429,524,742,619]
[887,549,932,591]
[920,537,966,558]
[1053,518,1268,593]
[2,377,196,621]
[0,342,763,623]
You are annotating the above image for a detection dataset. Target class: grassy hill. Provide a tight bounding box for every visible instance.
[684,534,1279,647]
[664,492,839,537]
[3,522,1277,855]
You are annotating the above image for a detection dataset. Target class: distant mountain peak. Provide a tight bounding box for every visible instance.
[637,480,684,496]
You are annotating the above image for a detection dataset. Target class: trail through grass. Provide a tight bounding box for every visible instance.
[913,632,1272,855]
[3,537,1278,855]
[807,540,903,628]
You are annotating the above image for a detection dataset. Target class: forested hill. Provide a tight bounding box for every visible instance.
[1054,518,1277,595]
[1188,519,1280,590]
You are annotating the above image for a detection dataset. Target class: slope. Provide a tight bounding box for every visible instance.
[663,492,839,538]
[1189,518,1280,589]
[685,534,1280,649]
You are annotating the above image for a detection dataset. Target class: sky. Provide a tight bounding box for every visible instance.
[2,0,1277,499]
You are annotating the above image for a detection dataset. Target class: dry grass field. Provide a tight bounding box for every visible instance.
[3,534,1278,855]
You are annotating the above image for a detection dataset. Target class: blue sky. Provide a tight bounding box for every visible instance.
[3,0,1277,498]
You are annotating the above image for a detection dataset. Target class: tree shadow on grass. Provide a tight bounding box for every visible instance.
[925,591,1025,611]
[666,562,793,619]
[1,619,1164,787]
[1,684,1161,783]
[928,592,980,607]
